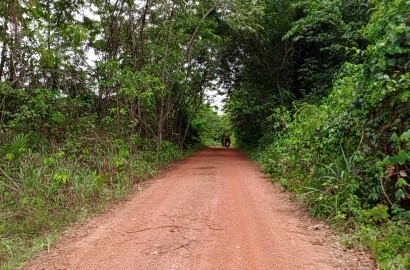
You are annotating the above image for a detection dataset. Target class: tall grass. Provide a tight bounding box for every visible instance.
[0,132,192,269]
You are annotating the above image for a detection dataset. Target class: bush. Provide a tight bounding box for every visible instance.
[250,1,410,268]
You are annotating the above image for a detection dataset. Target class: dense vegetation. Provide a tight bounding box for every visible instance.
[0,0,235,268]
[1,0,409,269]
[225,0,410,269]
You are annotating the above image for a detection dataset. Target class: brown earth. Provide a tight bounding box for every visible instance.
[25,148,376,270]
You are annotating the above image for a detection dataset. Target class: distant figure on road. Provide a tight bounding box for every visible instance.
[222,136,230,148]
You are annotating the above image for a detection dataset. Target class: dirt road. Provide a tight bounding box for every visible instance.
[26,148,375,270]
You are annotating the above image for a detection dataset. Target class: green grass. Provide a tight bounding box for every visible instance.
[243,146,410,270]
[0,134,195,269]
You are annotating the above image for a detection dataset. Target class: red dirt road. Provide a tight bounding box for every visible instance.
[26,148,375,270]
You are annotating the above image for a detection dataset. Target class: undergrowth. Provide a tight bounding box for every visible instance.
[241,1,410,268]
[0,131,195,269]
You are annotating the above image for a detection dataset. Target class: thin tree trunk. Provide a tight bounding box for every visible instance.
[8,0,20,87]
[0,16,8,81]
[158,8,174,144]
[176,5,216,74]
[180,69,208,148]
[139,0,149,69]
[137,1,149,134]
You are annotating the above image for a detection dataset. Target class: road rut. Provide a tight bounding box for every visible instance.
[26,148,375,270]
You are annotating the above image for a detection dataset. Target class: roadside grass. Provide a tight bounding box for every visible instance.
[243,146,410,270]
[0,133,196,269]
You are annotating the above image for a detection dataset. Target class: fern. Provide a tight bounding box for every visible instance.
[2,134,29,160]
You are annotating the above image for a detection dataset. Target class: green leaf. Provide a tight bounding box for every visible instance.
[396,178,408,188]
[399,130,410,142]
[395,189,405,200]
[397,150,409,165]
[390,133,398,143]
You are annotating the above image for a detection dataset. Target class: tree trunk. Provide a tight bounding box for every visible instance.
[0,15,8,81]
[9,0,20,87]
[157,8,174,144]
